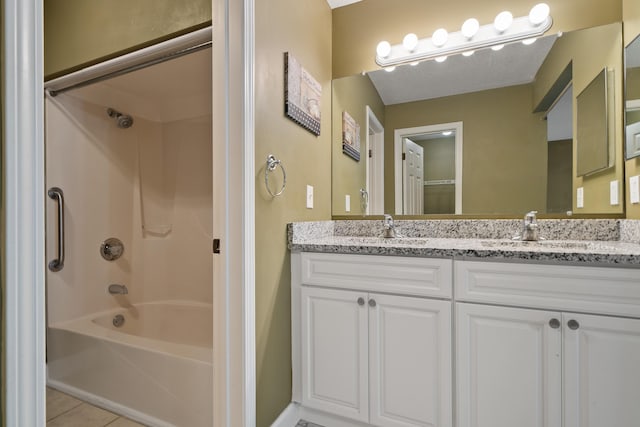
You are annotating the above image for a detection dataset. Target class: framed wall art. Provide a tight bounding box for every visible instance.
[284,52,321,136]
[342,110,360,161]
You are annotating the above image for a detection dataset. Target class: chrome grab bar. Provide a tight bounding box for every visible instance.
[48,187,65,272]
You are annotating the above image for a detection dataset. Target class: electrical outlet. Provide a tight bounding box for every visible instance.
[345,195,351,212]
[306,185,313,209]
[610,180,619,206]
[577,187,584,208]
[631,176,640,204]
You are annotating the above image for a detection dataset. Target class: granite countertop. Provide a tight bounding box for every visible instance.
[288,220,640,266]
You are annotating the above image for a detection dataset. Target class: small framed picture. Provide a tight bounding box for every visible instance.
[342,111,360,161]
[284,52,321,136]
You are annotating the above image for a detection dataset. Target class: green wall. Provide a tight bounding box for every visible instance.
[44,0,211,78]
[332,73,384,215]
[547,139,573,213]
[1,0,4,424]
[255,0,332,424]
[384,84,547,215]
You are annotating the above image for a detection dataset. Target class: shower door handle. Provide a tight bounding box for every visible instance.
[48,187,65,272]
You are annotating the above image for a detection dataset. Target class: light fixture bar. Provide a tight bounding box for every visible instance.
[376,15,552,67]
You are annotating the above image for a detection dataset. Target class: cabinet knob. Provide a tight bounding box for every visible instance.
[549,318,560,329]
[567,319,580,330]
[357,297,365,306]
[368,299,377,308]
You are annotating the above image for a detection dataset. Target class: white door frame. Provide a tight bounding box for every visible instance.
[4,0,255,425]
[4,0,47,425]
[394,122,463,215]
[365,106,384,215]
[212,0,256,425]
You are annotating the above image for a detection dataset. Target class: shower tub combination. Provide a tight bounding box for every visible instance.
[47,301,213,427]
[45,29,215,427]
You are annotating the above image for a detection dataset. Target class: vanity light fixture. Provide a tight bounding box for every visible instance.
[375,3,552,67]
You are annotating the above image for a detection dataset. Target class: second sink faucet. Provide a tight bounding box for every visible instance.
[516,210,540,241]
[383,214,396,238]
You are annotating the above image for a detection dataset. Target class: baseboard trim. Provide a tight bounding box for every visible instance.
[271,402,300,427]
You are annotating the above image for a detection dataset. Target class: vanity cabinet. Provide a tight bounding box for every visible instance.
[456,303,562,427]
[292,252,453,427]
[455,260,640,427]
[292,253,640,427]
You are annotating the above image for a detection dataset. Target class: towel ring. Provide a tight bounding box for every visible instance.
[265,154,287,197]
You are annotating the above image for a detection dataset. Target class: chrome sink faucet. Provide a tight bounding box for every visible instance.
[516,210,540,241]
[383,214,396,238]
[108,284,128,295]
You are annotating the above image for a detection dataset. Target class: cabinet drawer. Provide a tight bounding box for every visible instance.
[455,260,640,318]
[301,252,452,298]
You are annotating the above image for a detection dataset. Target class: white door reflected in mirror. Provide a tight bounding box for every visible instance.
[403,138,424,215]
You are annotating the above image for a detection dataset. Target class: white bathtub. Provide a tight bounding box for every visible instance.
[47,301,213,427]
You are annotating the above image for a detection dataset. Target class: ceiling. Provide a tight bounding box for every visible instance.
[367,34,558,105]
[326,0,362,8]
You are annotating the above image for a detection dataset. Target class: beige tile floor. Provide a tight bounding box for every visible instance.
[47,387,146,427]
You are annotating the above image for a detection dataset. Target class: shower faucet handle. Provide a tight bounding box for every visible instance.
[100,237,124,261]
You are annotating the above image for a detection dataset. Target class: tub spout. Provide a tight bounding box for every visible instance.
[108,284,128,295]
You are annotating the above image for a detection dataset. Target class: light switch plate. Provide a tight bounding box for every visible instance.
[345,195,351,212]
[610,180,619,206]
[577,187,584,208]
[631,176,640,204]
[306,185,313,209]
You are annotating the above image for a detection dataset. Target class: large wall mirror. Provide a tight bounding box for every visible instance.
[331,2,624,218]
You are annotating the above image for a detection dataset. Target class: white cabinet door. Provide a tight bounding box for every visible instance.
[563,313,640,427]
[456,303,562,427]
[300,286,369,423]
[369,294,452,427]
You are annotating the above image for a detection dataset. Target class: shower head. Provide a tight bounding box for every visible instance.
[107,108,134,129]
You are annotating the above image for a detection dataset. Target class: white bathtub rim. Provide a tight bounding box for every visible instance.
[47,378,176,427]
[48,299,213,364]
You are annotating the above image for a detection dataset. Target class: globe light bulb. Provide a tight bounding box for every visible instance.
[522,38,537,45]
[529,3,550,26]
[432,28,449,47]
[461,18,480,39]
[435,56,447,63]
[376,41,391,58]
[491,44,505,51]
[384,66,396,72]
[494,11,513,33]
[403,33,418,52]
[462,50,475,57]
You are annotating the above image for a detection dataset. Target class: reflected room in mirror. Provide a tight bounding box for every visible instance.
[626,34,640,160]
[332,21,624,217]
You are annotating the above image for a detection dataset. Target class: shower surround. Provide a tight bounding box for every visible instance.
[45,49,213,426]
